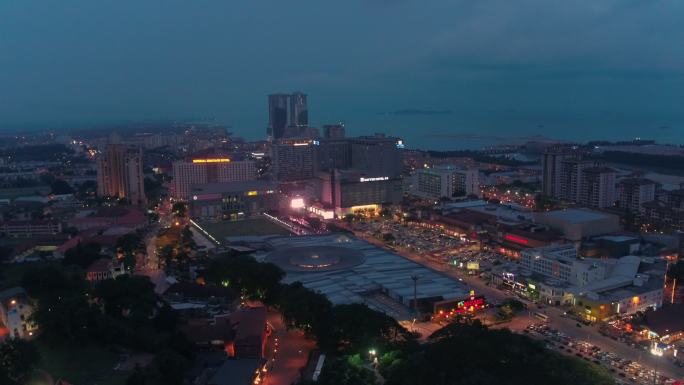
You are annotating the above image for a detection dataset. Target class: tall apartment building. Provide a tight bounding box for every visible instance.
[580,167,616,209]
[172,158,257,200]
[350,134,403,178]
[267,94,290,141]
[97,144,146,205]
[542,150,572,198]
[413,167,480,199]
[267,92,309,141]
[289,92,308,127]
[559,159,595,202]
[617,178,656,213]
[271,139,316,181]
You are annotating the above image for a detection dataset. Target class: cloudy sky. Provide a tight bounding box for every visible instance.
[1,0,682,147]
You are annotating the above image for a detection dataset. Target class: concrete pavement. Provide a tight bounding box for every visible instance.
[263,310,316,385]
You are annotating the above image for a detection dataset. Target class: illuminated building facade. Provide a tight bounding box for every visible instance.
[271,139,316,181]
[97,144,146,205]
[172,158,257,200]
[520,244,607,287]
[318,169,402,216]
[412,166,480,199]
[189,181,278,220]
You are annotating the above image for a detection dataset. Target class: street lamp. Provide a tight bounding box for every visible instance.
[650,342,663,385]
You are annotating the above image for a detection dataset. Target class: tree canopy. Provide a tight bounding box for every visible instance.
[0,339,40,385]
[377,321,614,385]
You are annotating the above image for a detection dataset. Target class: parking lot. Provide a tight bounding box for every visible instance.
[527,323,680,385]
[352,218,482,256]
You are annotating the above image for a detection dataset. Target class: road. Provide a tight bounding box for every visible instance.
[263,309,316,385]
[351,227,684,382]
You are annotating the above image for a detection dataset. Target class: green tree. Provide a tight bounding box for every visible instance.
[0,339,40,384]
[298,356,377,385]
[278,282,334,345]
[379,321,614,385]
[30,292,102,345]
[203,254,284,305]
[94,275,159,324]
[332,303,411,353]
[172,202,187,218]
[667,260,684,281]
[50,179,73,195]
[63,242,102,268]
[116,233,144,256]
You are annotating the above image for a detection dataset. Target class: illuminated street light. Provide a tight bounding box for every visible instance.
[650,342,662,385]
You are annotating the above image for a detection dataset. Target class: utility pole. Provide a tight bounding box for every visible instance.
[411,274,420,318]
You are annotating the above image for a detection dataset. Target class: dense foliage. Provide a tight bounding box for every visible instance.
[0,339,40,385]
[20,265,191,385]
[379,321,615,385]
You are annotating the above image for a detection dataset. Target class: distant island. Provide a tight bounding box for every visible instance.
[377,109,453,116]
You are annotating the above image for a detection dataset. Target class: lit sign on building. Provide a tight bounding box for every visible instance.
[290,197,305,209]
[359,176,389,182]
[396,140,405,149]
[192,158,231,163]
[246,191,258,196]
[292,142,310,146]
[308,206,335,219]
[435,296,486,316]
[504,234,530,245]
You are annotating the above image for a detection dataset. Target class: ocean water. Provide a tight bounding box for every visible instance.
[335,112,684,151]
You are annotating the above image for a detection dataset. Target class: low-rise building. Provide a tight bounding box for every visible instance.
[68,207,148,231]
[0,220,62,238]
[0,287,37,339]
[534,208,621,241]
[85,258,126,282]
[189,181,278,221]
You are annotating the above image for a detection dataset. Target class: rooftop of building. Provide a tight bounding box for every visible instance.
[207,358,262,385]
[618,178,656,186]
[258,234,470,320]
[0,287,29,304]
[592,234,640,243]
[538,208,615,224]
[583,166,616,174]
[86,258,113,273]
[191,181,275,195]
[231,306,267,342]
[643,304,684,336]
